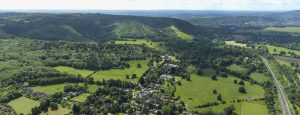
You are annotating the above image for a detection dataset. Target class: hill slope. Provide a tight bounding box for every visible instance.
[0,13,196,41]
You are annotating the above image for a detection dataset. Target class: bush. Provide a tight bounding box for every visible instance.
[239,87,247,94]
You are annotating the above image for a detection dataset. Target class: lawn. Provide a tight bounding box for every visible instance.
[31,83,85,94]
[8,97,40,115]
[41,107,71,115]
[31,83,98,95]
[71,93,91,102]
[225,41,247,47]
[169,25,193,41]
[114,39,162,51]
[266,45,300,56]
[264,27,300,33]
[241,102,268,115]
[91,59,149,82]
[227,64,248,74]
[250,72,269,83]
[175,74,265,111]
[54,66,95,77]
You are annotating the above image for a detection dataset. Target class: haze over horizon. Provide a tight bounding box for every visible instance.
[0,0,299,11]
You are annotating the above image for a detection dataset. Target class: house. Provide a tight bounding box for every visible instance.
[160,74,173,79]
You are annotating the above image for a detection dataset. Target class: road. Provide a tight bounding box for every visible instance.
[262,57,295,115]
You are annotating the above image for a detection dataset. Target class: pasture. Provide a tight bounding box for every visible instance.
[30,83,99,95]
[250,72,269,83]
[241,102,268,115]
[264,27,300,33]
[227,64,248,74]
[8,97,40,115]
[175,74,265,111]
[41,107,70,115]
[114,39,162,50]
[91,59,149,82]
[54,66,94,77]
[71,93,91,102]
[225,41,247,47]
[169,25,193,41]
[274,56,300,66]
[266,45,300,56]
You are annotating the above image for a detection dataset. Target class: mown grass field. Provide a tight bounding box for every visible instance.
[31,83,98,95]
[175,74,265,111]
[227,64,248,74]
[8,97,40,115]
[250,72,269,83]
[266,45,300,56]
[71,93,91,102]
[169,25,193,41]
[41,107,70,115]
[241,102,268,115]
[54,66,94,77]
[114,39,162,51]
[264,27,300,33]
[225,41,247,47]
[91,59,149,82]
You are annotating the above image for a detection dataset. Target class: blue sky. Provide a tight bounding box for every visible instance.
[0,0,299,11]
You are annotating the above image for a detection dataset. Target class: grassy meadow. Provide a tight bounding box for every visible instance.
[8,97,40,115]
[265,27,300,33]
[114,39,162,51]
[175,74,265,111]
[250,72,269,83]
[31,83,99,95]
[225,41,247,47]
[169,25,193,41]
[91,59,149,82]
[54,66,95,77]
[266,45,300,56]
[227,64,248,74]
[241,102,269,115]
[71,93,91,102]
[41,107,71,115]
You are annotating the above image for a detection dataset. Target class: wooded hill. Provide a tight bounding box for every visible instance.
[0,13,196,41]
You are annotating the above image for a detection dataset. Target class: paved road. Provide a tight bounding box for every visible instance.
[262,57,295,115]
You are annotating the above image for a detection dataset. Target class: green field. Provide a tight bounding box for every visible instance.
[267,45,300,56]
[8,97,40,115]
[169,25,193,41]
[30,83,99,95]
[227,64,248,74]
[41,107,70,115]
[250,72,269,83]
[92,60,149,82]
[54,66,94,77]
[265,27,300,33]
[175,74,265,111]
[71,93,91,102]
[241,102,268,115]
[225,41,247,47]
[114,39,162,51]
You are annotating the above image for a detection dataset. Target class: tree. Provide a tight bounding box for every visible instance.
[217,94,222,101]
[213,89,217,94]
[224,105,237,115]
[137,63,142,68]
[211,74,217,81]
[132,74,137,79]
[234,80,238,84]
[239,87,247,94]
[50,102,59,110]
[72,104,81,113]
[238,80,245,85]
[126,75,130,79]
[197,69,203,75]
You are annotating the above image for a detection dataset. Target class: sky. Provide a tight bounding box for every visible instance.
[0,0,299,11]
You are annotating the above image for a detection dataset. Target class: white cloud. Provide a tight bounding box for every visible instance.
[0,0,299,11]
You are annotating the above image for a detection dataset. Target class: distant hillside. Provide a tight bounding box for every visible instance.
[0,13,196,41]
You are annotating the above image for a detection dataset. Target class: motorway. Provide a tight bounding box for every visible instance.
[262,57,295,115]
